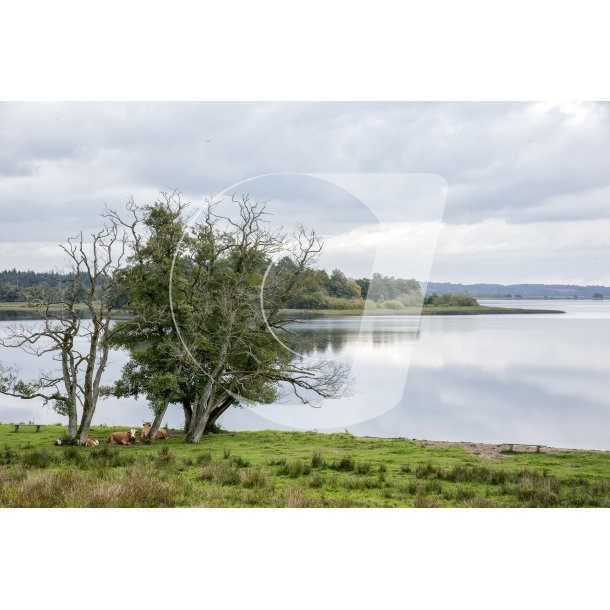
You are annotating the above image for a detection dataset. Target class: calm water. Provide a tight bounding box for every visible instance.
[2,299,610,449]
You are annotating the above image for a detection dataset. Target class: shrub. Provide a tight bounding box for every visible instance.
[0,446,18,466]
[200,461,240,486]
[424,292,478,307]
[196,451,212,465]
[311,451,324,469]
[380,300,405,310]
[62,445,89,468]
[89,445,135,468]
[278,460,311,478]
[322,297,365,310]
[414,462,442,479]
[155,446,176,467]
[267,458,287,466]
[424,479,443,494]
[21,449,54,469]
[414,495,440,508]
[355,462,373,475]
[231,455,250,468]
[241,468,270,489]
[344,476,380,490]
[330,456,355,472]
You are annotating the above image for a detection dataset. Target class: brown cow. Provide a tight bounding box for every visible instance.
[107,429,137,445]
[141,422,167,440]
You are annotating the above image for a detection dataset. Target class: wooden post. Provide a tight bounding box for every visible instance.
[508,444,513,452]
[14,424,20,433]
[35,425,41,433]
[536,445,541,453]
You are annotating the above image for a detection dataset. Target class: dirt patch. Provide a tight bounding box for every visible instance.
[417,439,609,459]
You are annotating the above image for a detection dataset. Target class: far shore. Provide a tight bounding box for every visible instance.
[280,305,565,317]
[0,301,565,321]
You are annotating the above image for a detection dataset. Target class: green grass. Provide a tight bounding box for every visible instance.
[0,424,608,507]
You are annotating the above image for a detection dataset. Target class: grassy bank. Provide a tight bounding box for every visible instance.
[0,302,129,320]
[1,425,608,507]
[0,301,564,320]
[281,305,565,317]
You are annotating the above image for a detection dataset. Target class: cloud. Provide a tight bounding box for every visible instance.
[1,101,610,282]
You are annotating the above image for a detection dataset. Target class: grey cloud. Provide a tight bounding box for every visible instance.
[1,101,610,280]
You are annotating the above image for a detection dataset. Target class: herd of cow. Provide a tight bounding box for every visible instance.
[54,422,168,447]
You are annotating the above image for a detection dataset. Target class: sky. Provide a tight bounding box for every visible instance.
[1,101,610,285]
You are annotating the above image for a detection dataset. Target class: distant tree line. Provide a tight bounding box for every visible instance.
[0,264,425,310]
[424,281,610,299]
[0,269,95,303]
[266,265,423,310]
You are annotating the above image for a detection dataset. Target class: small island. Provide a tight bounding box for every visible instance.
[280,288,565,317]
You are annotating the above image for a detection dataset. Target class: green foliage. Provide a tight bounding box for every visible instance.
[424,292,479,307]
[311,450,324,468]
[331,455,356,471]
[367,273,422,303]
[277,460,311,478]
[379,299,405,310]
[269,267,422,310]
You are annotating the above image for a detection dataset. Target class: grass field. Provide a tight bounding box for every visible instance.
[1,424,609,507]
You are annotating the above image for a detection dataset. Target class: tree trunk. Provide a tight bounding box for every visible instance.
[67,398,78,438]
[205,397,234,432]
[184,409,211,443]
[182,401,192,432]
[184,391,212,443]
[147,399,169,441]
[77,401,95,444]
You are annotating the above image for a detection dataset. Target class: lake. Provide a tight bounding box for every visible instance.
[2,299,610,450]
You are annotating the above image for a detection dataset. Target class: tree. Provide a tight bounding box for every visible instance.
[109,193,351,443]
[355,278,370,300]
[0,211,129,442]
[104,191,195,440]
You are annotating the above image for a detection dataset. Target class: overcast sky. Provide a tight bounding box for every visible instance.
[1,101,609,284]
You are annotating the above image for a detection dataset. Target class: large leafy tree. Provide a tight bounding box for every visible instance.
[105,191,198,439]
[110,193,350,443]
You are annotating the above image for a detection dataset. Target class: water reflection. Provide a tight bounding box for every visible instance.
[3,301,610,449]
[285,320,420,356]
[0,310,45,321]
[223,301,610,450]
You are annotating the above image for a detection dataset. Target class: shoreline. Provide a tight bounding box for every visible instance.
[280,305,565,317]
[2,423,604,456]
[411,438,610,458]
[0,304,565,322]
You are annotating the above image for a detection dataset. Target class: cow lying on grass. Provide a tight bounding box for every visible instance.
[54,438,100,447]
[107,429,137,445]
[141,422,167,440]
